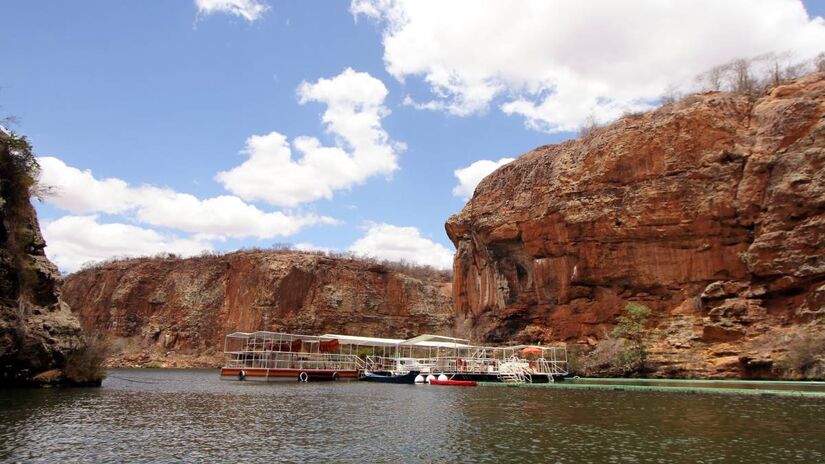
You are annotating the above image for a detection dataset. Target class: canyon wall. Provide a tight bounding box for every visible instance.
[0,130,87,386]
[447,72,825,378]
[62,252,454,367]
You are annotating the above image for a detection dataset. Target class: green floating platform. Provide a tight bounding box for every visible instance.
[478,378,825,398]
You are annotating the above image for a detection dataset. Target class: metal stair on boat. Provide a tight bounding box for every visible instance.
[498,357,532,384]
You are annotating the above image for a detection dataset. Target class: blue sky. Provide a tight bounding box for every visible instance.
[2,0,824,271]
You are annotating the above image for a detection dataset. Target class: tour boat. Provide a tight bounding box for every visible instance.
[220,331,568,384]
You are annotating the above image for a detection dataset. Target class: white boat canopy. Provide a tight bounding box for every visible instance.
[400,334,474,349]
[319,334,404,347]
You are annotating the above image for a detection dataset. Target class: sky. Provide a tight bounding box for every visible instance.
[1,0,824,272]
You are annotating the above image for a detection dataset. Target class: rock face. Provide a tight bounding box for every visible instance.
[0,131,84,386]
[447,72,825,378]
[62,252,454,367]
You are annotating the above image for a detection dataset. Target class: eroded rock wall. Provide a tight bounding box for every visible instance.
[446,72,825,378]
[0,131,84,385]
[62,252,454,367]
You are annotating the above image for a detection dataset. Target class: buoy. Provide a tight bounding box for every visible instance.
[299,371,309,382]
[437,374,448,381]
[426,374,435,384]
[238,370,246,381]
[414,375,424,384]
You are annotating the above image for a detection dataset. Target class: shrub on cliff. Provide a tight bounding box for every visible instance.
[0,131,43,200]
[777,328,825,380]
[583,303,651,376]
[613,302,651,370]
[581,337,625,376]
[64,331,111,385]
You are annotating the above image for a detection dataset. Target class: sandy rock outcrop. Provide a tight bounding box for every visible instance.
[0,131,86,386]
[62,252,454,367]
[447,72,825,378]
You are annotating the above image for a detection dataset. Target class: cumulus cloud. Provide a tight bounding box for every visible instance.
[195,0,269,21]
[38,156,334,240]
[452,158,514,199]
[353,0,825,132]
[42,215,212,272]
[348,223,454,269]
[216,68,402,207]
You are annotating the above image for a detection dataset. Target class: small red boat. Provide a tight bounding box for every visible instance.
[429,379,477,387]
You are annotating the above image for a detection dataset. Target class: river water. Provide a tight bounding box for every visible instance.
[2,369,824,463]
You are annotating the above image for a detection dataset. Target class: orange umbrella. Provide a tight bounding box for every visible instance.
[521,347,542,356]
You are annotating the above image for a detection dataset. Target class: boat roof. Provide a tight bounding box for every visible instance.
[225,331,565,351]
[226,331,476,348]
[400,334,470,345]
[319,334,403,347]
[225,331,327,342]
[504,344,566,350]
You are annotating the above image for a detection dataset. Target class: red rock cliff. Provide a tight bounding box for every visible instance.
[62,251,454,367]
[446,72,825,378]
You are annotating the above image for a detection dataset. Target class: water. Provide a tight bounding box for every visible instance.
[1,369,824,463]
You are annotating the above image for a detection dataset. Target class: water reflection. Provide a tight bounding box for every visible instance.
[0,369,823,463]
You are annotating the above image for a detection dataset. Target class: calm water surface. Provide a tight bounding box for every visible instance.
[1,369,824,463]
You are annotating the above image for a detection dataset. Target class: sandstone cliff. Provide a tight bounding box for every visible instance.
[0,130,89,386]
[447,72,825,379]
[62,252,454,367]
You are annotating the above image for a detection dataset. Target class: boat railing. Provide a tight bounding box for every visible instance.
[537,357,568,376]
[425,356,500,374]
[225,351,363,371]
[410,356,565,377]
[365,356,435,373]
[366,355,525,375]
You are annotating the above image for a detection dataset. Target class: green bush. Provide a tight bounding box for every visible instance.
[1,132,40,197]
[583,302,651,376]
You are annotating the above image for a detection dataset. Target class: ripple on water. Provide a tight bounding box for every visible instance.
[1,369,824,463]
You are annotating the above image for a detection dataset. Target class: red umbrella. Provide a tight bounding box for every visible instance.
[521,347,542,357]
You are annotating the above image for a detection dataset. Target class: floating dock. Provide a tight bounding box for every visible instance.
[479,377,825,397]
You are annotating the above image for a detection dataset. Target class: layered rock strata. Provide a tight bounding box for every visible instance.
[63,252,454,367]
[447,72,825,378]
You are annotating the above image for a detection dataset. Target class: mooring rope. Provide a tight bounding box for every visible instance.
[106,374,163,384]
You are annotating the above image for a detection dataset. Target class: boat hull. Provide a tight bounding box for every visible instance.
[220,367,359,382]
[359,370,420,384]
[429,379,477,387]
[440,373,561,383]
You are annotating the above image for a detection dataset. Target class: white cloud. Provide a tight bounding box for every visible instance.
[353,0,825,132]
[42,215,212,272]
[38,156,333,240]
[216,68,402,207]
[348,223,454,269]
[452,158,514,199]
[195,0,269,21]
[38,157,135,214]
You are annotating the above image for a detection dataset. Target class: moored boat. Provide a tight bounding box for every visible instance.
[359,370,420,384]
[220,331,568,384]
[429,379,477,387]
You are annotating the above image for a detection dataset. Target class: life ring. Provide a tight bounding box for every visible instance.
[238,370,246,381]
[299,371,309,382]
[331,372,338,381]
